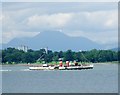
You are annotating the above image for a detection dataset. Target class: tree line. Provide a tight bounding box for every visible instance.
[1,47,119,64]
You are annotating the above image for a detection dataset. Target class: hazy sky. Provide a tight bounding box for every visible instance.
[1,2,118,48]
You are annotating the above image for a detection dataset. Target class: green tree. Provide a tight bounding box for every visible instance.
[63,50,74,61]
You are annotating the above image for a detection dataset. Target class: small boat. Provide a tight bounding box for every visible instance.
[66,64,93,70]
[29,64,55,70]
[29,47,94,71]
[29,63,94,70]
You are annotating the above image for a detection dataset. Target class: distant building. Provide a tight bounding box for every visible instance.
[18,45,28,52]
[45,47,48,54]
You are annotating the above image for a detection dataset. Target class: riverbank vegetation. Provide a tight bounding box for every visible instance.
[1,47,119,64]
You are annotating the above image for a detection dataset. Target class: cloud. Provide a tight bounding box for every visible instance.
[2,31,40,43]
[1,2,118,47]
[3,2,117,12]
[24,9,117,32]
[66,10,117,32]
[26,13,73,30]
[104,13,117,29]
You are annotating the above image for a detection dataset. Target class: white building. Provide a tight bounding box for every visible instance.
[18,45,28,52]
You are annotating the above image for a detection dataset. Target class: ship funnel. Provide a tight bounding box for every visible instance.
[59,61,63,67]
[66,61,69,67]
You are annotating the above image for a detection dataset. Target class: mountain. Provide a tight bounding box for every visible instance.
[111,47,120,52]
[2,31,103,51]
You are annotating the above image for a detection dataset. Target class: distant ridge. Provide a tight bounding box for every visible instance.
[2,31,103,51]
[110,47,120,52]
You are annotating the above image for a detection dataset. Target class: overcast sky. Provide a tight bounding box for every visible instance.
[1,2,118,48]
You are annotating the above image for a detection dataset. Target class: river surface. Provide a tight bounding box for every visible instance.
[1,63,118,93]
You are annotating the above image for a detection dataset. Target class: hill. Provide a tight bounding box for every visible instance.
[2,31,103,51]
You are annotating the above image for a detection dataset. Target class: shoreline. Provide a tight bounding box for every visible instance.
[1,62,118,66]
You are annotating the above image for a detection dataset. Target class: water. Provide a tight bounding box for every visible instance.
[1,64,118,93]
